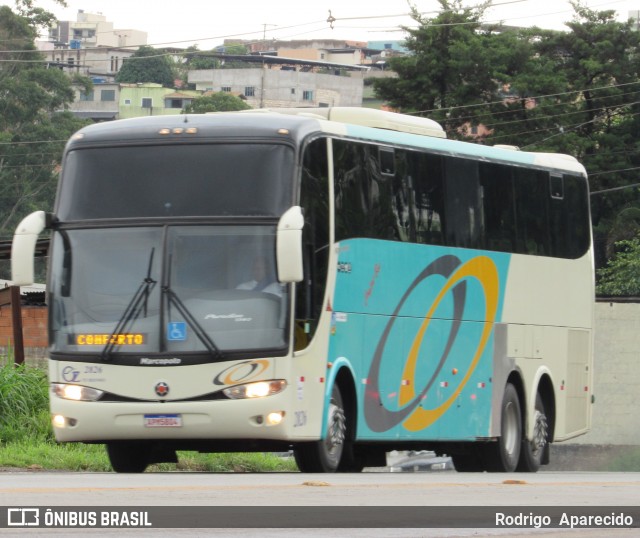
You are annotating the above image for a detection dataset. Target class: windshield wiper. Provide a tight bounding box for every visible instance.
[101,249,157,361]
[162,256,222,360]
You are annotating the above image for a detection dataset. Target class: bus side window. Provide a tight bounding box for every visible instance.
[410,152,445,246]
[479,162,516,253]
[514,169,550,256]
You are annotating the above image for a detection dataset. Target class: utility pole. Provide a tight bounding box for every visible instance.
[260,24,277,108]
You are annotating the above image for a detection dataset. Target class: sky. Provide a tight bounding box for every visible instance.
[7,0,640,48]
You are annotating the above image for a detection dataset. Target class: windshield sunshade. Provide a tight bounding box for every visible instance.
[56,143,293,220]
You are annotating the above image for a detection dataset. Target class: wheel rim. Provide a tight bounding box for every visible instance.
[324,398,346,458]
[530,409,548,456]
[503,401,519,456]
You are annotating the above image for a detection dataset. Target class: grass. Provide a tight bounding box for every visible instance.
[0,359,298,473]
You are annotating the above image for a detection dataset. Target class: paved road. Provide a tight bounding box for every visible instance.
[0,469,638,505]
[0,470,637,536]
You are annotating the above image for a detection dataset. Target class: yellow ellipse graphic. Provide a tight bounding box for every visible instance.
[400,256,499,431]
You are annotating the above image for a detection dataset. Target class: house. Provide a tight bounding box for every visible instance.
[70,80,120,121]
[119,84,201,118]
[47,10,147,49]
[37,10,146,79]
[233,39,384,67]
[189,67,364,108]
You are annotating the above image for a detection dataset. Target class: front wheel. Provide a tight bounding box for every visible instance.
[107,442,151,473]
[294,384,347,472]
[483,383,522,472]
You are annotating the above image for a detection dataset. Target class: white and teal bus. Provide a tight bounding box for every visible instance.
[12,107,594,473]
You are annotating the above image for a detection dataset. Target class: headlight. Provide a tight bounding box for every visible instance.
[51,383,104,402]
[223,380,286,400]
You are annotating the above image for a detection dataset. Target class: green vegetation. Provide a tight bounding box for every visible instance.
[596,235,640,296]
[373,0,640,279]
[0,360,297,472]
[0,2,90,246]
[115,45,175,87]
[183,92,251,114]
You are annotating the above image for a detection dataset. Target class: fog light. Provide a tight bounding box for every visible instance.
[52,415,66,428]
[266,411,284,426]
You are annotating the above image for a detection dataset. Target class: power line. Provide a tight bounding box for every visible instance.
[472,88,640,118]
[591,182,640,195]
[514,110,640,149]
[482,99,640,131]
[410,81,640,117]
[590,167,640,177]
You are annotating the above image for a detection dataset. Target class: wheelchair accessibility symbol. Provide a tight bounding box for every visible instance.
[167,322,187,341]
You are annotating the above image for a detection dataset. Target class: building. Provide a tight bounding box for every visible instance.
[229,39,385,68]
[37,11,146,79]
[38,43,136,80]
[189,62,365,108]
[47,10,147,49]
[70,80,120,121]
[119,84,200,119]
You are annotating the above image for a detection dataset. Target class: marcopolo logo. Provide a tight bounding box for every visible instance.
[213,359,270,386]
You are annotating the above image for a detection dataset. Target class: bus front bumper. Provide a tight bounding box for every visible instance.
[50,395,298,443]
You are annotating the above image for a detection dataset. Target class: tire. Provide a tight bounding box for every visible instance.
[451,451,484,472]
[107,442,151,473]
[337,445,365,473]
[517,392,549,472]
[294,384,347,473]
[483,383,522,472]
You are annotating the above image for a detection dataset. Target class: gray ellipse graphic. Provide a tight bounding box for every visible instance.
[364,255,466,433]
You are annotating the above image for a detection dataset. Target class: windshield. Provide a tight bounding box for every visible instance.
[56,143,293,220]
[49,226,289,359]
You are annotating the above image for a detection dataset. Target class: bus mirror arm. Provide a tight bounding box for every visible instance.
[277,206,304,283]
[11,211,49,286]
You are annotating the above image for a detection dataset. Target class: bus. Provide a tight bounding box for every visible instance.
[12,107,594,473]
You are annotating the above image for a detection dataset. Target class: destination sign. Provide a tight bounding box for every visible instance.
[70,334,146,346]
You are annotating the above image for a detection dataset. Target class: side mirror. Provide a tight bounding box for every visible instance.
[11,211,47,286]
[276,206,304,283]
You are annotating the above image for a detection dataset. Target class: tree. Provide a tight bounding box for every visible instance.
[184,46,222,71]
[12,0,59,30]
[0,4,88,246]
[115,46,175,86]
[373,0,640,270]
[596,235,640,296]
[373,0,495,133]
[183,93,251,114]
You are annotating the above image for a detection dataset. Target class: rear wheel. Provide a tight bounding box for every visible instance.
[517,392,549,472]
[483,383,522,472]
[107,442,151,473]
[294,384,347,472]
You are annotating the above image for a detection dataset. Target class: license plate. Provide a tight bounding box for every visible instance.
[144,414,182,428]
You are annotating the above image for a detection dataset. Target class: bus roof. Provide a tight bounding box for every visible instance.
[254,107,446,138]
[248,107,586,176]
[66,108,586,176]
